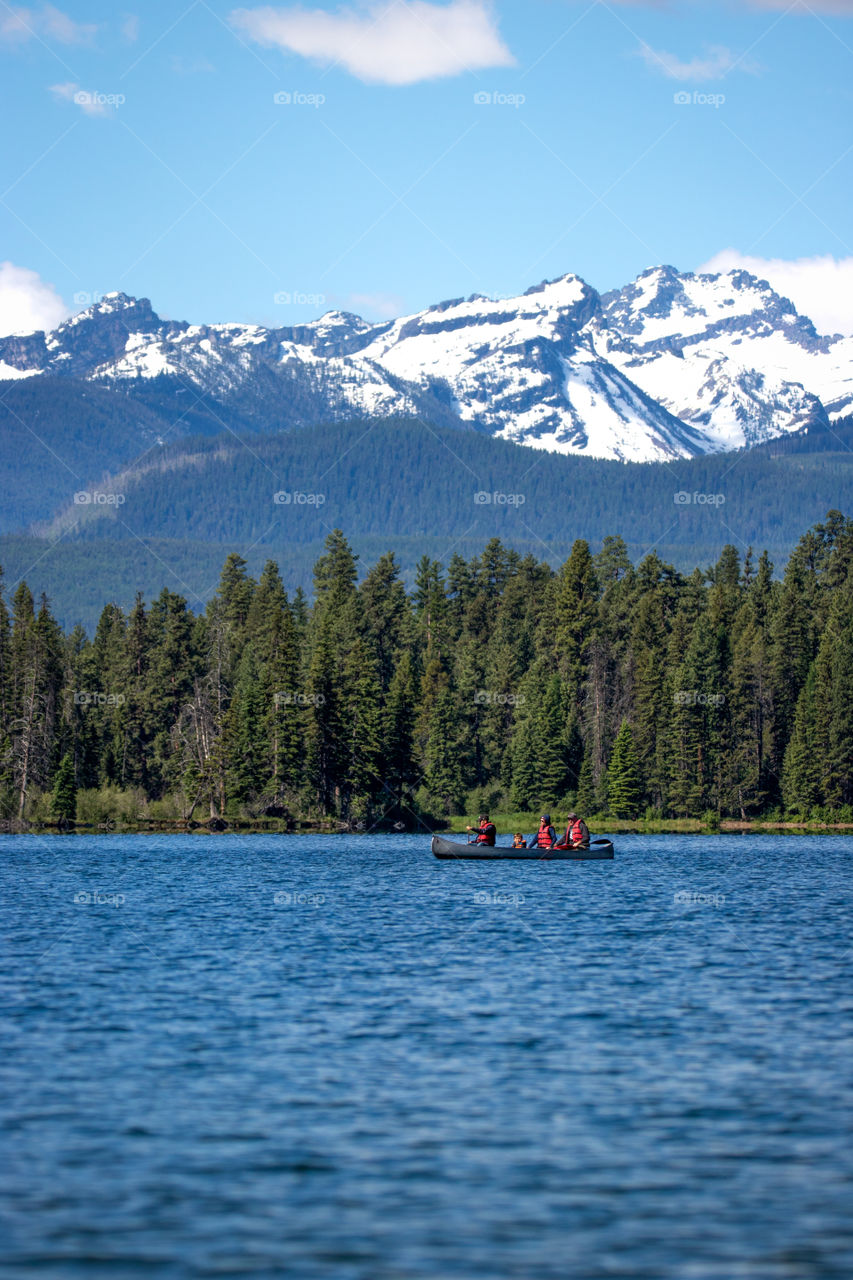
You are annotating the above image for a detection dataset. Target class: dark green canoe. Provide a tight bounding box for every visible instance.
[431,835,614,861]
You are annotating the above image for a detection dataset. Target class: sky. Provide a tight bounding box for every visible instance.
[0,0,852,335]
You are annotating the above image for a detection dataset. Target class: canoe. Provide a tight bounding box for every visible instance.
[432,835,614,861]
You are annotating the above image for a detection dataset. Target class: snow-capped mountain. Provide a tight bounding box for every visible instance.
[1,265,850,463]
[593,266,850,451]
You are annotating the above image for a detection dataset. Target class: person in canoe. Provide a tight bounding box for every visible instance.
[531,814,558,851]
[555,811,590,850]
[512,832,527,849]
[467,813,497,846]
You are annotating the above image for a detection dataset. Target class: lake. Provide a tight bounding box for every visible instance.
[2,833,852,1278]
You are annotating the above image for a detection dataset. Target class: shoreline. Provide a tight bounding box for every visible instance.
[3,818,853,836]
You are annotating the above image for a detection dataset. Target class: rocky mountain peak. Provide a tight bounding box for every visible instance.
[0,265,848,462]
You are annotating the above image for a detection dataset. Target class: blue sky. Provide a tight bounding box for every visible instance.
[1,0,852,333]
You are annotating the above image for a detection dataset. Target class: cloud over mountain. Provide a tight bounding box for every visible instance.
[0,262,68,337]
[700,250,853,337]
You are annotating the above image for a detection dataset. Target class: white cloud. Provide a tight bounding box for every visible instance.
[49,82,123,116]
[40,3,96,42]
[121,13,140,43]
[0,262,69,337]
[749,0,853,11]
[230,0,515,85]
[638,42,758,81]
[0,4,96,45]
[347,291,405,318]
[613,0,853,11]
[700,249,853,336]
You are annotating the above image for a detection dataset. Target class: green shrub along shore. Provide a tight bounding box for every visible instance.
[447,812,853,837]
[3,512,853,831]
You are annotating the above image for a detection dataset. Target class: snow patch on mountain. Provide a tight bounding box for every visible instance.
[0,267,849,462]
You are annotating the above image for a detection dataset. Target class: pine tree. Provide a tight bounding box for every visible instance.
[413,557,449,659]
[339,637,383,820]
[216,553,255,634]
[424,688,465,813]
[249,565,303,801]
[476,538,513,600]
[812,587,853,808]
[446,553,475,634]
[509,716,538,811]
[52,751,77,820]
[0,567,11,740]
[768,552,814,786]
[668,613,718,816]
[383,650,418,808]
[782,665,821,813]
[629,591,668,808]
[552,540,599,694]
[226,646,268,805]
[722,597,774,817]
[538,674,569,805]
[120,594,150,789]
[454,624,489,788]
[304,616,346,814]
[142,589,198,798]
[313,530,358,610]
[575,746,596,815]
[10,585,64,818]
[359,552,410,691]
[607,721,642,817]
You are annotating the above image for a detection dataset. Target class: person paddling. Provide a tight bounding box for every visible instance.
[555,811,590,850]
[467,813,497,846]
[531,813,557,852]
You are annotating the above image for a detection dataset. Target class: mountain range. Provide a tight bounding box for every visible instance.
[2,264,851,469]
[1,263,851,630]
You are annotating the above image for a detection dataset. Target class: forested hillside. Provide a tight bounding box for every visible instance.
[37,415,853,548]
[5,415,853,632]
[4,512,852,827]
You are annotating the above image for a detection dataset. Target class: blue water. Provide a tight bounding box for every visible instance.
[1,833,852,1279]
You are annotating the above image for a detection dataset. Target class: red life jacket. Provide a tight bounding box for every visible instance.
[534,825,554,848]
[476,822,496,845]
[565,818,586,846]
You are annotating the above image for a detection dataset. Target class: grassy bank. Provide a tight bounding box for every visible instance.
[446,814,707,836]
[446,813,853,836]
